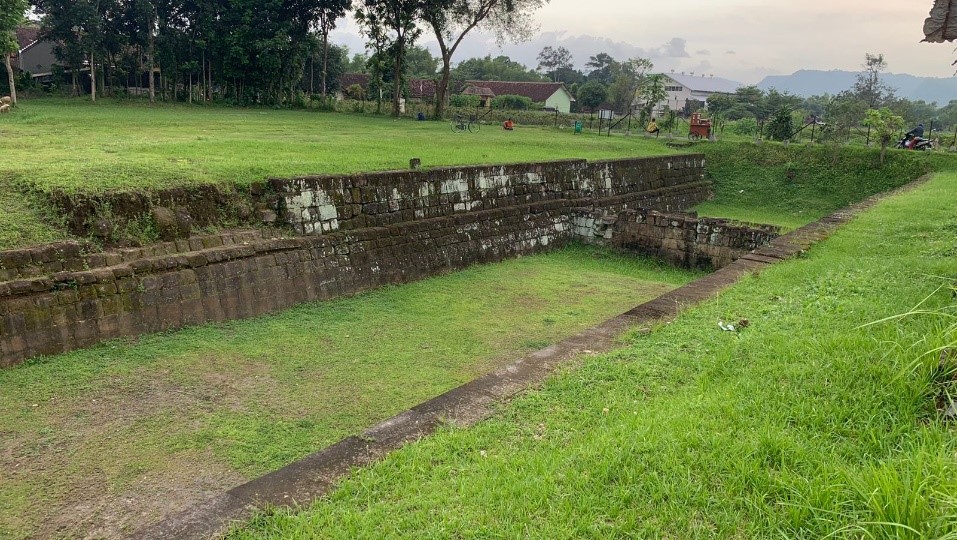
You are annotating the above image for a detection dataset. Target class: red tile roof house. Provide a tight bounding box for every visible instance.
[465,81,576,113]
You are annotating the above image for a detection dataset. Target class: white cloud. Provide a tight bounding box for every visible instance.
[333,0,956,84]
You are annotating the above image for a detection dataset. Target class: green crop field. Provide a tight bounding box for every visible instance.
[0,246,697,540]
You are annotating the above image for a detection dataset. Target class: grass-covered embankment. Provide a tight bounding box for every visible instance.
[696,142,932,230]
[0,246,696,540]
[227,174,957,538]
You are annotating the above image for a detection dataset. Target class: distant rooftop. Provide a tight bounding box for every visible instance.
[663,73,743,94]
[16,26,40,52]
[464,81,573,102]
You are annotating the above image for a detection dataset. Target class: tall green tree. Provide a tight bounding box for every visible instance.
[124,0,158,102]
[536,45,571,82]
[356,0,424,116]
[422,0,544,119]
[1,0,27,104]
[604,57,652,113]
[314,0,351,98]
[585,52,615,84]
[34,0,103,97]
[863,106,905,164]
[853,53,895,108]
[403,44,438,77]
[576,80,606,112]
[635,73,666,123]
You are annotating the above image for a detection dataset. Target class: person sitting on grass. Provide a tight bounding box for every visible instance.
[646,118,660,137]
[503,118,514,131]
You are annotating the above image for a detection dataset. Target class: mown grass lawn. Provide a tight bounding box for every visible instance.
[0,99,681,250]
[0,99,678,194]
[0,246,695,540]
[226,173,957,539]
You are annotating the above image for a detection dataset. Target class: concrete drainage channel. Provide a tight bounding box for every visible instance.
[131,181,922,540]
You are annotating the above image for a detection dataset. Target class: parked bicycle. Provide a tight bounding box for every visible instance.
[451,114,480,133]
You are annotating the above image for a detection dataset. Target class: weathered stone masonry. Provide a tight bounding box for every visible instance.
[606,209,781,269]
[0,155,709,367]
[270,156,710,235]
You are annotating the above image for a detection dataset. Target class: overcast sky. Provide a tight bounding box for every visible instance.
[333,0,957,84]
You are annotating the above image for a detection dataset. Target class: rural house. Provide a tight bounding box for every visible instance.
[465,81,575,113]
[656,73,742,115]
[14,26,58,79]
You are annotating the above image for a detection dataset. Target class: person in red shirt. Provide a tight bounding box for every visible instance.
[503,118,514,130]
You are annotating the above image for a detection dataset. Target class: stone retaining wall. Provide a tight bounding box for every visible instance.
[269,156,706,235]
[609,209,780,269]
[1,155,710,367]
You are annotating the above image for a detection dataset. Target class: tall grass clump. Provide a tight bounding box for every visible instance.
[779,282,957,540]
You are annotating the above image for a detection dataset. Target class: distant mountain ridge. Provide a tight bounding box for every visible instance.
[757,70,957,105]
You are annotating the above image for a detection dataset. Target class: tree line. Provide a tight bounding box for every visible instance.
[1,0,547,117]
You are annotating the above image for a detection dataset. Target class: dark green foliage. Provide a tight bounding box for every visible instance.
[448,93,480,107]
[576,81,607,112]
[303,44,348,96]
[403,45,439,77]
[764,106,794,141]
[1,0,26,54]
[492,93,532,110]
[452,54,544,82]
[31,0,353,105]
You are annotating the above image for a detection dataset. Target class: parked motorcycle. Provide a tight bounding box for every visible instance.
[896,134,935,151]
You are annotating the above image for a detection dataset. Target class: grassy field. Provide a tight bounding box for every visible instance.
[226,173,957,538]
[694,141,933,230]
[0,246,697,540]
[0,99,940,249]
[0,99,678,194]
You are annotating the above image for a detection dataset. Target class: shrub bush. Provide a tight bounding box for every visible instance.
[491,94,533,110]
[344,84,366,100]
[449,94,480,108]
[727,118,758,136]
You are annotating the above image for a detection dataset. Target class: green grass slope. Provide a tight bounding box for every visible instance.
[227,174,957,539]
[696,142,934,230]
[0,179,65,248]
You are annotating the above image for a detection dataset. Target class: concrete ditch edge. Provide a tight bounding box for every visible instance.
[130,177,927,540]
